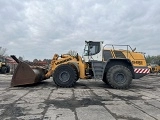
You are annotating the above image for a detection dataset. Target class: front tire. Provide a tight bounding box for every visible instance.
[107,65,132,89]
[53,64,77,87]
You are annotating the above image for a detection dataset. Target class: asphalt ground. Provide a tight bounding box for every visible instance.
[0,74,160,120]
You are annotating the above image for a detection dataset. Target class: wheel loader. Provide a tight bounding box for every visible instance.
[10,41,150,89]
[148,63,160,73]
[0,56,10,74]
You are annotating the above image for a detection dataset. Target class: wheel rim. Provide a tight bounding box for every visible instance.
[114,73,126,84]
[59,71,70,82]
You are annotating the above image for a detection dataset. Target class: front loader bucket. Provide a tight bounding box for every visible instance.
[11,60,47,87]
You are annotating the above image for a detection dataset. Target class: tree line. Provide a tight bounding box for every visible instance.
[145,55,160,65]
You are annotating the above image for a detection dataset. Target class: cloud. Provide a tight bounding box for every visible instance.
[0,0,160,60]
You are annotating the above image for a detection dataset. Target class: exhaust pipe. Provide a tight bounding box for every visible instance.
[10,55,48,87]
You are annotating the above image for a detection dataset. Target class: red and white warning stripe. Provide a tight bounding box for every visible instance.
[134,68,150,74]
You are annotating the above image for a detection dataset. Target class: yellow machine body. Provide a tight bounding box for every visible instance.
[104,49,147,67]
[45,54,88,79]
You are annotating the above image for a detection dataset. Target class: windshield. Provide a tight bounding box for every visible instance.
[83,45,89,56]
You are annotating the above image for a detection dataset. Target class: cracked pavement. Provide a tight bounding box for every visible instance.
[0,74,160,120]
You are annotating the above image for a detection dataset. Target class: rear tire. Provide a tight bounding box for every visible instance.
[102,74,109,84]
[107,65,132,89]
[53,64,77,87]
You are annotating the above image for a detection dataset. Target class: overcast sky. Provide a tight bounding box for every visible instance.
[0,0,160,61]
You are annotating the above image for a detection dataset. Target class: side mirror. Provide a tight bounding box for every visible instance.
[132,48,136,52]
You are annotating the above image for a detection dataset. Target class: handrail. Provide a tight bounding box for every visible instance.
[103,44,144,60]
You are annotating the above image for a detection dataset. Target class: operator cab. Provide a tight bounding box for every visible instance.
[82,41,103,62]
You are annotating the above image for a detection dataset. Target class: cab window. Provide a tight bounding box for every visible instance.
[83,42,100,56]
[88,42,100,55]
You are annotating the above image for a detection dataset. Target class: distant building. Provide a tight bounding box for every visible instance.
[26,61,49,68]
[3,56,51,74]
[5,56,18,74]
